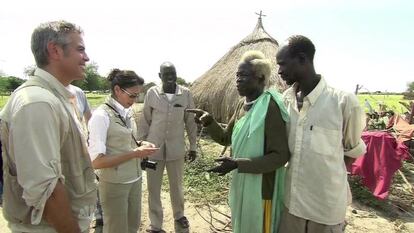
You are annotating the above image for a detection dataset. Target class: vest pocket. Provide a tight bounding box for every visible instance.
[62,162,96,196]
[2,171,32,224]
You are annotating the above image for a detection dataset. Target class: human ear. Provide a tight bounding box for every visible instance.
[47,42,63,61]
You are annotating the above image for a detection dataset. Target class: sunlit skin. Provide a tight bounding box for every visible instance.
[159,62,177,94]
[276,43,319,97]
[236,62,264,102]
[113,84,142,108]
[46,32,89,86]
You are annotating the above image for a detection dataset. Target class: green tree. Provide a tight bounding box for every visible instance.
[0,76,25,92]
[72,62,105,91]
[177,77,190,87]
[407,81,414,92]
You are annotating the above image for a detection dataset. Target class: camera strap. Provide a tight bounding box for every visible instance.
[104,103,141,147]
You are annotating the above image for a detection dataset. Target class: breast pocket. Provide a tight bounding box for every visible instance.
[309,125,341,155]
[172,105,185,120]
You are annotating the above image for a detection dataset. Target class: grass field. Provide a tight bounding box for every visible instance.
[0,93,108,109]
[357,94,410,114]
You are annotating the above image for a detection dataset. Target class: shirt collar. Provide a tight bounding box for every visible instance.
[157,84,183,95]
[34,68,72,99]
[283,75,326,106]
[108,96,131,119]
[305,76,326,106]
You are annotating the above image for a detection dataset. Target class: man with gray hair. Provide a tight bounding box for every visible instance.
[0,20,97,233]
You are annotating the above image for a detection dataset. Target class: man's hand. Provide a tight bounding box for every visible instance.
[186,108,213,126]
[207,157,238,176]
[186,150,197,163]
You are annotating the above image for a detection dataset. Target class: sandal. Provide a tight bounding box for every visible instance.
[175,216,190,228]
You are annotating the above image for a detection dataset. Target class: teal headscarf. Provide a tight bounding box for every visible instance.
[230,88,288,233]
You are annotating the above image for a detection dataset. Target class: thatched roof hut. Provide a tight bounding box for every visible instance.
[191,17,287,123]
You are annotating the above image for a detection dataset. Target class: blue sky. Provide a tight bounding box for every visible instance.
[0,0,412,92]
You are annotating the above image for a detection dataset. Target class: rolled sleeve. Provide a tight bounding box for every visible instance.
[185,91,197,151]
[344,138,366,158]
[343,97,367,158]
[87,108,109,161]
[11,103,64,224]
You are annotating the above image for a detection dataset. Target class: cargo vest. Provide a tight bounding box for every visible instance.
[94,98,141,183]
[0,76,97,230]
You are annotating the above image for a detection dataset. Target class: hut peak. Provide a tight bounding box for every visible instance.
[240,11,278,46]
[255,10,266,30]
[190,13,287,123]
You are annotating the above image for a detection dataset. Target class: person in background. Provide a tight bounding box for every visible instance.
[276,35,366,233]
[0,20,97,233]
[68,84,92,123]
[88,68,158,233]
[187,50,290,233]
[138,62,197,233]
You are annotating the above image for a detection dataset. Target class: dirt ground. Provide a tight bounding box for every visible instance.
[1,177,413,233]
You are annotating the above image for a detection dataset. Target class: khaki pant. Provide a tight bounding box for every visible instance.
[278,208,345,233]
[99,180,142,233]
[147,158,184,231]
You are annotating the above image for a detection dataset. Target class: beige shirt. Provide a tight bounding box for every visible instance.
[0,68,93,232]
[138,85,197,161]
[282,77,366,225]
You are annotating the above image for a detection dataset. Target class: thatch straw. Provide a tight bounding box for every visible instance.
[190,18,287,123]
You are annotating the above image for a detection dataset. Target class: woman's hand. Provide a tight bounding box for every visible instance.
[140,140,157,148]
[133,146,158,158]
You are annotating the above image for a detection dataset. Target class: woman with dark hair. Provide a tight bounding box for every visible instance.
[88,69,158,233]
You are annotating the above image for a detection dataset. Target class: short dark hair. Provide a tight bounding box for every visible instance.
[107,68,144,93]
[287,35,316,61]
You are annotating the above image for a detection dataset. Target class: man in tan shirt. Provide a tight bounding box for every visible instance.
[138,62,197,233]
[0,21,97,233]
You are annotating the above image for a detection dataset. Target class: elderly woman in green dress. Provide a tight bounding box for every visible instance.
[187,50,290,233]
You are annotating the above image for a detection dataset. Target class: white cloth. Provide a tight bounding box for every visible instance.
[66,84,90,115]
[282,77,366,225]
[87,97,140,184]
[165,93,174,101]
[88,97,131,161]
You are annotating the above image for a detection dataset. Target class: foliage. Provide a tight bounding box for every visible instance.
[162,137,230,204]
[0,95,9,108]
[72,62,108,91]
[357,94,409,114]
[86,93,108,108]
[0,76,25,92]
[177,77,191,87]
[349,175,388,209]
[406,81,414,92]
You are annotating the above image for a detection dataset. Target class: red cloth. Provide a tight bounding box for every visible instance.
[350,131,409,199]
